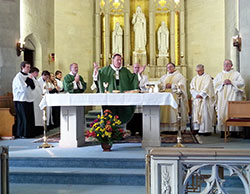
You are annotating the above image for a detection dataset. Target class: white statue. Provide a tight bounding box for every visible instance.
[158,21,169,56]
[112,22,123,55]
[132,6,146,52]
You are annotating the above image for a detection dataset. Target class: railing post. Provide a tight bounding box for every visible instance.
[1,146,9,194]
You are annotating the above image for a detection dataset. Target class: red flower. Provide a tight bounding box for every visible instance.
[106,120,111,125]
[114,115,119,119]
[104,109,112,114]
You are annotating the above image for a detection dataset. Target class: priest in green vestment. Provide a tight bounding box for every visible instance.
[93,54,145,124]
[63,63,87,93]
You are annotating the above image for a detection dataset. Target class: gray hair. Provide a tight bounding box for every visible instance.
[224,59,233,65]
[196,64,204,69]
[70,63,78,70]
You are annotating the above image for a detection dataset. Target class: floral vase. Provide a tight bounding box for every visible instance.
[101,142,112,152]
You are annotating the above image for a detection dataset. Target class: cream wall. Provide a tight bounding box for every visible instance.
[225,0,239,70]
[54,0,94,92]
[185,0,225,82]
[20,0,54,72]
[0,0,21,95]
[239,0,250,99]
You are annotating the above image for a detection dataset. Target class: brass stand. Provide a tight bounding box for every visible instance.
[173,87,185,148]
[39,107,53,149]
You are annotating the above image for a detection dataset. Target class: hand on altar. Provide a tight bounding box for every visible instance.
[75,74,80,83]
[196,94,203,99]
[166,83,171,89]
[224,79,232,85]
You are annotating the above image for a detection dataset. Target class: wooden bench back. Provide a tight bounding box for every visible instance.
[228,101,250,118]
[0,94,15,115]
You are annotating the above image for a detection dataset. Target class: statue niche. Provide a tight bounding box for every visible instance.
[132,6,147,52]
[158,21,169,57]
[112,22,123,55]
[132,6,147,65]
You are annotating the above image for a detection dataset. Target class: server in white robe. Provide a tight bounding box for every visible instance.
[127,63,148,136]
[12,61,35,138]
[30,67,44,135]
[213,59,245,136]
[133,63,148,92]
[55,70,63,92]
[38,70,50,93]
[190,64,215,135]
[159,63,189,131]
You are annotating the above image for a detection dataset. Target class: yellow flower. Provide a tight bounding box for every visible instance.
[97,134,99,137]
[101,115,104,119]
[97,115,100,119]
[96,127,100,131]
[102,134,105,138]
[100,120,104,124]
[109,115,112,119]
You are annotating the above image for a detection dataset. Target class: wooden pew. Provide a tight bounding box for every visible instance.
[224,101,250,142]
[0,95,15,137]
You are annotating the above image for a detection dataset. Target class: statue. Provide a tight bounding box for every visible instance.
[112,22,123,55]
[158,21,169,56]
[132,6,146,52]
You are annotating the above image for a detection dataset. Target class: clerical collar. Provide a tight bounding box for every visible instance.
[69,72,77,76]
[168,70,177,75]
[21,71,28,75]
[56,77,61,81]
[111,64,122,80]
[222,69,233,73]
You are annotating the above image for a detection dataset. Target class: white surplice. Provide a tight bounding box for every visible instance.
[213,69,245,132]
[159,70,189,131]
[190,73,215,133]
[32,77,43,126]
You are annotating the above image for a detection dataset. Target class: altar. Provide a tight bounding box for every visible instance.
[40,93,177,148]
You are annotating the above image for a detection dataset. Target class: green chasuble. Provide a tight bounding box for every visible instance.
[63,74,87,93]
[97,65,139,124]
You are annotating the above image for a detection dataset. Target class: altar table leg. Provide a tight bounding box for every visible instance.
[142,106,161,148]
[59,106,85,148]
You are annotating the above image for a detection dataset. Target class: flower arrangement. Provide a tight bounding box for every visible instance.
[86,109,124,146]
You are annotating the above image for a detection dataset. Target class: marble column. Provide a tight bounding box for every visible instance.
[105,0,111,65]
[95,0,101,65]
[149,0,155,77]
[124,0,130,65]
[170,10,175,64]
[180,0,185,66]
[179,0,187,77]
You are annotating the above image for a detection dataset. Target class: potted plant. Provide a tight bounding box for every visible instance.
[86,109,124,151]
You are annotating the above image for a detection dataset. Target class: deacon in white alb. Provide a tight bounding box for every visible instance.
[159,62,189,131]
[213,59,245,136]
[190,64,215,135]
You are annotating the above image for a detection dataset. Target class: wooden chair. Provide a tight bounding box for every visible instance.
[224,101,250,142]
[0,95,15,137]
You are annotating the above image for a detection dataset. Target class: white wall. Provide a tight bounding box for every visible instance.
[0,0,21,95]
[239,0,250,99]
[20,0,54,72]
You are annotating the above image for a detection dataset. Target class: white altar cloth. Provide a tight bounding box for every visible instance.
[40,93,177,109]
[39,93,177,148]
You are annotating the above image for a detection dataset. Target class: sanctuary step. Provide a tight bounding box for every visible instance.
[85,109,102,130]
[9,157,145,185]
